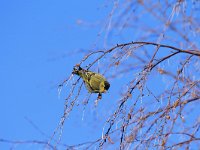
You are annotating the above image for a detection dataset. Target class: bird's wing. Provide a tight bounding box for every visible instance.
[89,74,105,92]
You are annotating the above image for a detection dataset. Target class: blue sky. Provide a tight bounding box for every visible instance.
[1,0,200,149]
[0,0,112,149]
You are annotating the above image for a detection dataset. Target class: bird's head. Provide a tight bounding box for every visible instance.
[72,65,83,76]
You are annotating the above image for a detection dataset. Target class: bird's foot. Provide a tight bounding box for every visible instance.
[95,93,102,106]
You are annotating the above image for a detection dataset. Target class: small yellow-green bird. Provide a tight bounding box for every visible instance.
[72,65,110,97]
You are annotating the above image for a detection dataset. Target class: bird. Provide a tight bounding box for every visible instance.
[72,65,110,98]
